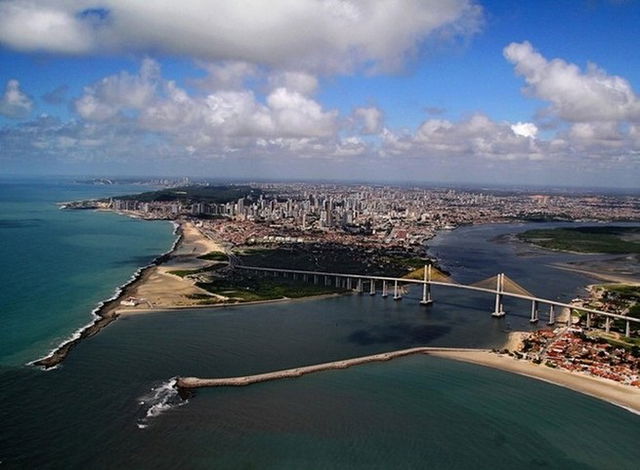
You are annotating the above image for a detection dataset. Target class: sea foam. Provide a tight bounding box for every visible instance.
[137,378,187,429]
[28,221,182,369]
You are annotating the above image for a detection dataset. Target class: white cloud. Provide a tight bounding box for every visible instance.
[384,114,543,160]
[0,79,33,119]
[268,71,319,95]
[0,1,94,54]
[504,41,640,123]
[0,0,483,73]
[193,61,258,91]
[353,107,383,134]
[75,58,160,121]
[510,121,538,138]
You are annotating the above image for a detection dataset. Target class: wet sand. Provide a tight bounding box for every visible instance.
[551,263,640,285]
[177,347,640,414]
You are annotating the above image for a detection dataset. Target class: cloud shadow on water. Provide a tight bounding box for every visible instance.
[347,323,451,347]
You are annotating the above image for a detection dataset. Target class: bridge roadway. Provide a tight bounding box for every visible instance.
[236,265,639,335]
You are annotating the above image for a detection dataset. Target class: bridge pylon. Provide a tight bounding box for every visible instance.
[393,279,402,301]
[420,264,433,306]
[530,300,539,323]
[492,273,506,318]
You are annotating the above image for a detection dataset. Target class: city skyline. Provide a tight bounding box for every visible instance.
[1,0,640,188]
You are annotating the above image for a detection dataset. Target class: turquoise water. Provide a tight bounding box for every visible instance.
[0,178,175,365]
[0,180,638,469]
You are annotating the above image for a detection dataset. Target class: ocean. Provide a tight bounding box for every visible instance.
[1,178,639,469]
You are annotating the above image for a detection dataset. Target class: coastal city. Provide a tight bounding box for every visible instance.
[4,1,640,467]
[71,182,640,249]
[61,181,640,395]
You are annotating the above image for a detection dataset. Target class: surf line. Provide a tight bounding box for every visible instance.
[30,222,184,370]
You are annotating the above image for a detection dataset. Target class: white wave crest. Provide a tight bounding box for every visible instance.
[137,378,187,429]
[28,220,182,369]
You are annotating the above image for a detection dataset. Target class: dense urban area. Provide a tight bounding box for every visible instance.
[68,181,640,250]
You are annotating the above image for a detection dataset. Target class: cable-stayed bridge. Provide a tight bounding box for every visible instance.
[235,264,639,337]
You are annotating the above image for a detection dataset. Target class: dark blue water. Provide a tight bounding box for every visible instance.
[1,181,638,469]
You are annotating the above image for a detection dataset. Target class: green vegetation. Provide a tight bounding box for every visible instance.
[117,185,261,204]
[237,244,430,277]
[196,277,346,302]
[518,226,640,254]
[168,264,227,277]
[197,251,228,261]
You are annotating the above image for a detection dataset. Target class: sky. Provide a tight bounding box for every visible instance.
[0,0,639,188]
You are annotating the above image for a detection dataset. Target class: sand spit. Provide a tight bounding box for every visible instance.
[177,347,640,415]
[551,263,640,285]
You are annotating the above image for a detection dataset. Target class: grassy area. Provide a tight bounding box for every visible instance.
[518,226,640,254]
[196,277,347,302]
[168,263,227,277]
[197,251,228,261]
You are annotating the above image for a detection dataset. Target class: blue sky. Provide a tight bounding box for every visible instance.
[1,0,639,187]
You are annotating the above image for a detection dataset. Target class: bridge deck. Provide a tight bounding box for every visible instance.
[236,265,640,324]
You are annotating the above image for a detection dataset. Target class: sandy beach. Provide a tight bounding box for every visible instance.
[429,349,640,414]
[120,222,228,313]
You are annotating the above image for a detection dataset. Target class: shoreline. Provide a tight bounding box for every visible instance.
[176,347,640,415]
[30,216,352,368]
[31,223,185,369]
[118,291,353,315]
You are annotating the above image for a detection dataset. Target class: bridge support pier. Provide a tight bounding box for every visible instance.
[492,273,506,317]
[548,305,555,326]
[393,280,402,301]
[335,276,340,288]
[530,300,539,323]
[313,274,318,285]
[626,320,631,337]
[370,279,376,296]
[420,265,433,306]
[586,312,591,329]
[356,278,363,294]
[346,277,352,290]
[605,317,611,333]
[382,280,388,298]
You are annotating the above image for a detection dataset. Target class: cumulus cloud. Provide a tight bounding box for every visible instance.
[0,1,94,54]
[75,58,160,121]
[268,71,319,95]
[193,62,258,91]
[0,0,483,73]
[382,114,543,160]
[0,79,33,119]
[353,107,384,134]
[504,41,640,123]
[510,121,538,138]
